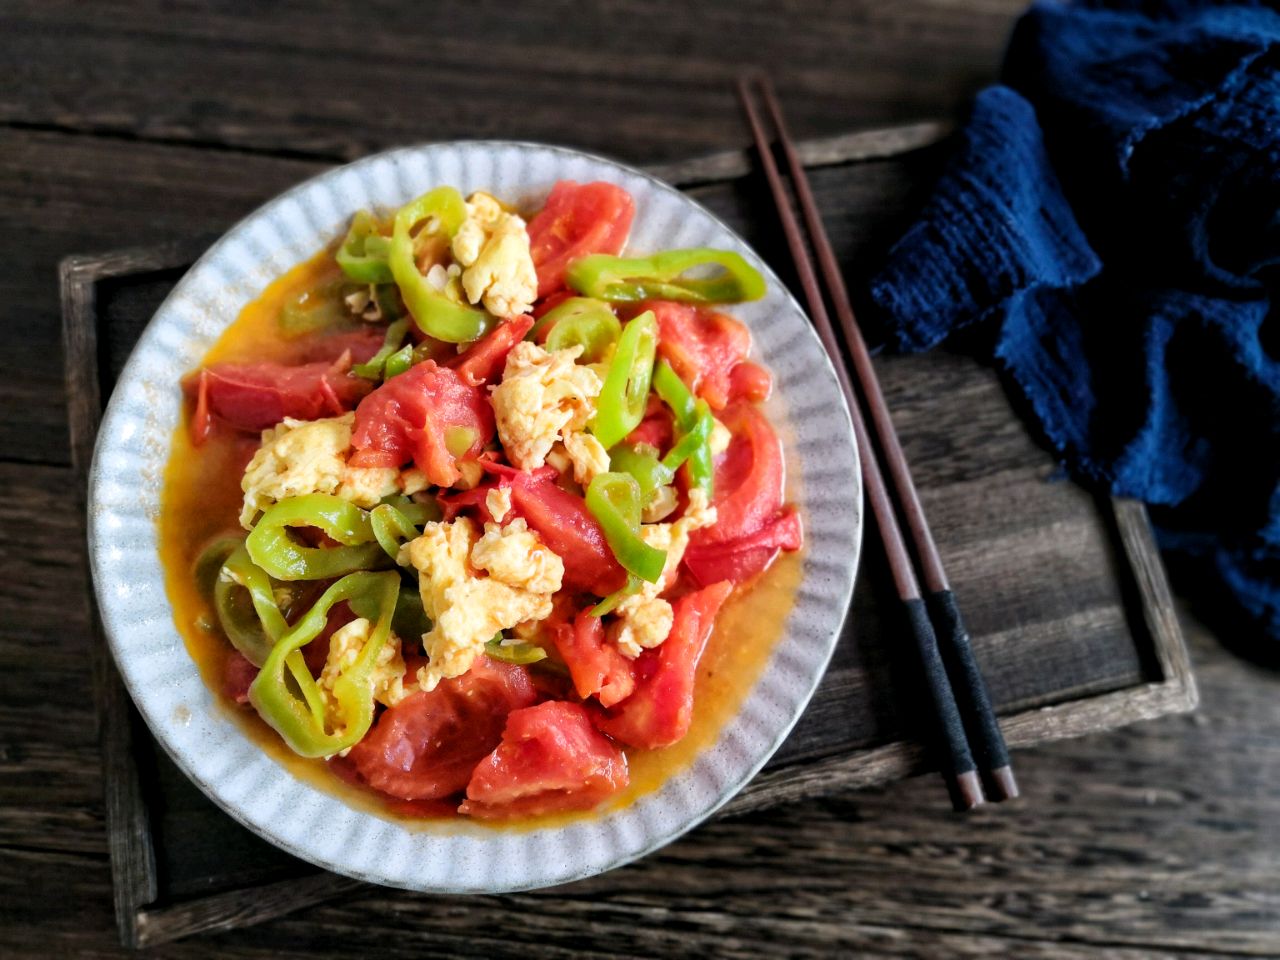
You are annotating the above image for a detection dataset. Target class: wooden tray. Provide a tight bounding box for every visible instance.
[61,126,1196,948]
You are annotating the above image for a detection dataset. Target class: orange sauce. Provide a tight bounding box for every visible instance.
[158,249,803,831]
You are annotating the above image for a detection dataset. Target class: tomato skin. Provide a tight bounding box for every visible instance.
[683,507,802,586]
[625,394,675,453]
[594,581,733,749]
[184,358,372,440]
[222,651,258,705]
[349,360,494,486]
[460,701,629,818]
[728,361,773,405]
[693,402,785,548]
[446,314,535,387]
[527,181,635,298]
[506,471,627,595]
[552,610,637,708]
[348,656,537,802]
[294,327,387,365]
[649,301,752,411]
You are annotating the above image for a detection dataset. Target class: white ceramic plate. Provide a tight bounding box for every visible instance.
[88,141,861,893]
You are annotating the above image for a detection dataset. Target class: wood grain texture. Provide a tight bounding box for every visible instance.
[3,0,1275,956]
[3,1,1014,162]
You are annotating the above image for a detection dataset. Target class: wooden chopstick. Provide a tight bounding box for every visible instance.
[752,77,1018,803]
[736,76,984,811]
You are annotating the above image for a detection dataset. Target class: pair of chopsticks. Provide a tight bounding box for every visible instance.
[736,75,1017,810]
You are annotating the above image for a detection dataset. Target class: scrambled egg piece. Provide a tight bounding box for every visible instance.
[491,342,604,474]
[239,413,399,528]
[642,484,680,523]
[450,191,537,318]
[562,431,611,486]
[611,489,719,658]
[486,486,513,523]
[710,416,733,456]
[317,618,409,754]
[400,516,564,690]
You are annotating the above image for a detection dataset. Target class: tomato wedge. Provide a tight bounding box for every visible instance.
[683,507,802,586]
[446,314,535,386]
[293,327,387,365]
[348,656,537,801]
[460,701,629,818]
[349,360,494,486]
[527,181,635,299]
[727,361,773,405]
[595,581,733,750]
[222,651,258,705]
[625,394,675,453]
[184,358,373,443]
[692,403,785,547]
[649,300,753,411]
[505,470,627,595]
[552,610,637,708]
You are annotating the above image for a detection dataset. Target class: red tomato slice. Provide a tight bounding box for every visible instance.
[460,701,629,819]
[506,470,627,595]
[348,656,537,801]
[683,507,802,586]
[184,358,373,441]
[594,581,733,750]
[693,403,785,547]
[446,315,536,387]
[625,394,675,453]
[527,181,635,298]
[349,360,494,486]
[294,327,387,365]
[728,361,773,405]
[222,651,258,705]
[649,301,753,411]
[552,610,637,708]
[531,289,574,323]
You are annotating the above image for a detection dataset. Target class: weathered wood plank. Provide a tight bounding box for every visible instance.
[1,1,1015,162]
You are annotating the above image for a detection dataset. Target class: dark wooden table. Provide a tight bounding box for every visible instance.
[4,3,1278,956]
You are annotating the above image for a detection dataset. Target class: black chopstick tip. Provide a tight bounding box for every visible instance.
[950,770,986,812]
[986,765,1020,802]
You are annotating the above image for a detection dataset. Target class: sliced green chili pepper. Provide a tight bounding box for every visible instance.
[245,494,388,581]
[653,360,696,428]
[248,570,400,758]
[279,282,349,337]
[214,543,289,667]
[591,310,657,449]
[538,297,621,363]
[585,472,667,584]
[589,573,643,617]
[566,248,767,304]
[383,342,415,379]
[653,361,715,496]
[336,210,394,284]
[662,399,713,471]
[389,583,431,642]
[351,318,410,380]
[390,187,490,343]
[378,493,439,526]
[369,502,425,561]
[193,536,240,601]
[485,635,548,665]
[609,443,674,506]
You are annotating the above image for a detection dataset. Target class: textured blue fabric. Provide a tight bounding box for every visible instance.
[868,0,1280,644]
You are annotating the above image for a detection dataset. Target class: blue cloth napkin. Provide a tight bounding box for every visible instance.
[868,0,1280,647]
